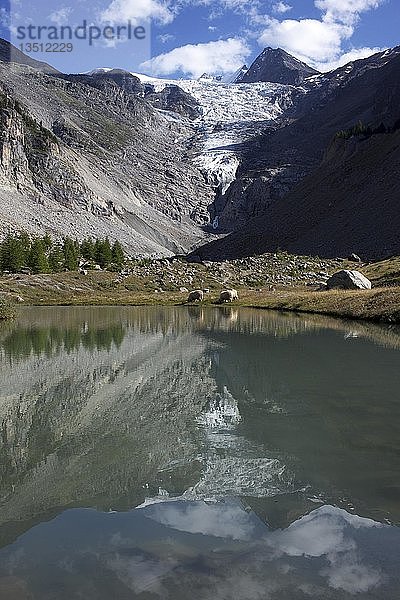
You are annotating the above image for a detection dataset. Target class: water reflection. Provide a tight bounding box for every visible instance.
[0,306,399,597]
[1,323,125,360]
[0,501,398,599]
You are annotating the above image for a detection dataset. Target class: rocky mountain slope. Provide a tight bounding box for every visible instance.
[0,42,214,256]
[1,40,309,255]
[129,70,307,227]
[0,38,59,74]
[193,128,400,261]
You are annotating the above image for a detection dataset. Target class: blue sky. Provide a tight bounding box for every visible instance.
[0,0,398,76]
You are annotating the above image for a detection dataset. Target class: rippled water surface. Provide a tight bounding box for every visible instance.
[0,306,399,599]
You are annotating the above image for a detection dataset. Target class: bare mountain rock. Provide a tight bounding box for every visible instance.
[0,38,59,74]
[2,39,400,262]
[235,47,319,85]
[144,84,201,120]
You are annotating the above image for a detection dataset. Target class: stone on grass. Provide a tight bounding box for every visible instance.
[326,270,371,290]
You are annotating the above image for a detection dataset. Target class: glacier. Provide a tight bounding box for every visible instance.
[129,73,305,228]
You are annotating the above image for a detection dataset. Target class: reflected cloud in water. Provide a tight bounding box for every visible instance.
[142,500,259,541]
[0,501,398,599]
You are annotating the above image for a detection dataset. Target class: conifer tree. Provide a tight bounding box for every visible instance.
[0,234,25,273]
[80,238,95,261]
[63,237,78,271]
[95,237,112,268]
[28,238,49,274]
[18,231,31,265]
[111,240,124,268]
[42,234,53,252]
[49,243,65,272]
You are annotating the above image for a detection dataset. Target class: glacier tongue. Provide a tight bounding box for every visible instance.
[133,74,301,224]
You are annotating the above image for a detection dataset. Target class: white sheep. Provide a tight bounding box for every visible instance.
[219,289,239,303]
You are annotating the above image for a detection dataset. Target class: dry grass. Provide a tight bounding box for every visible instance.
[238,287,400,323]
[363,257,400,287]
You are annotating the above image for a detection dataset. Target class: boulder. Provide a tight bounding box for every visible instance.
[348,253,362,263]
[326,270,372,290]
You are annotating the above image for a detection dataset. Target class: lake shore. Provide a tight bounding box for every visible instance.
[0,273,399,324]
[1,254,400,323]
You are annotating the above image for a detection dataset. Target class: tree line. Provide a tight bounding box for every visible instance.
[336,119,400,141]
[0,233,125,274]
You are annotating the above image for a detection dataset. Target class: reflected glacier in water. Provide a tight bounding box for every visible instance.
[187,386,295,499]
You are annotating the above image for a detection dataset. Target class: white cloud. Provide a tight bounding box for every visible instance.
[100,0,174,25]
[257,0,385,70]
[259,18,352,63]
[141,37,251,78]
[272,2,292,14]
[315,45,384,71]
[267,506,384,595]
[144,501,256,540]
[316,0,383,25]
[49,7,72,26]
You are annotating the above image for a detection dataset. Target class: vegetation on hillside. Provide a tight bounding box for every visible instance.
[335,118,400,140]
[0,233,125,274]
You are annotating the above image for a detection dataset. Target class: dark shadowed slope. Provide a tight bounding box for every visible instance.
[197,48,400,259]
[193,128,400,261]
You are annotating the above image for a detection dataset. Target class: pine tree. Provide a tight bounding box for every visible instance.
[42,234,53,252]
[111,240,124,268]
[18,231,31,265]
[80,238,95,261]
[0,234,26,273]
[28,238,49,274]
[49,243,64,272]
[95,237,112,268]
[63,237,78,271]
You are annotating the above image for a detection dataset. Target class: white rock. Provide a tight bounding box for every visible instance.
[326,270,372,290]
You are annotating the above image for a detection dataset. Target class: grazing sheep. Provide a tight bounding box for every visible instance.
[187,289,204,302]
[219,289,238,303]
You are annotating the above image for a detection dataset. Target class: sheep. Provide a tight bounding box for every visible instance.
[187,289,204,302]
[219,289,239,303]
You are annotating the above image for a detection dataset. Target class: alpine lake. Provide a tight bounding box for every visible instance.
[0,306,399,599]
